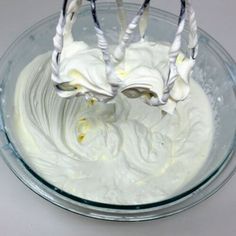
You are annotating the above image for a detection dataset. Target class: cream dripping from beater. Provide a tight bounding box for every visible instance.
[52,0,198,114]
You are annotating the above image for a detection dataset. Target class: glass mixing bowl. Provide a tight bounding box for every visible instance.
[0,2,235,221]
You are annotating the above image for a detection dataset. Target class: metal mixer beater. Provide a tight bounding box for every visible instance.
[52,0,198,107]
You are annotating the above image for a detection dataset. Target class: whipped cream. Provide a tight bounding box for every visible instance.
[58,41,194,114]
[14,41,213,204]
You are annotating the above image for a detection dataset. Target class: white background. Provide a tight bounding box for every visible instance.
[0,0,235,235]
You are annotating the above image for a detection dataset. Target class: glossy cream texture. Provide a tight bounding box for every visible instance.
[58,41,194,113]
[14,43,213,204]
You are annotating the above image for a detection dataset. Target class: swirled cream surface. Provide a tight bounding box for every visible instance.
[14,42,213,204]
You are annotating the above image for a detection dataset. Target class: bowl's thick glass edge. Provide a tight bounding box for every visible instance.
[0,2,235,221]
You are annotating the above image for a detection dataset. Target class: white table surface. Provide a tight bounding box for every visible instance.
[0,0,235,235]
